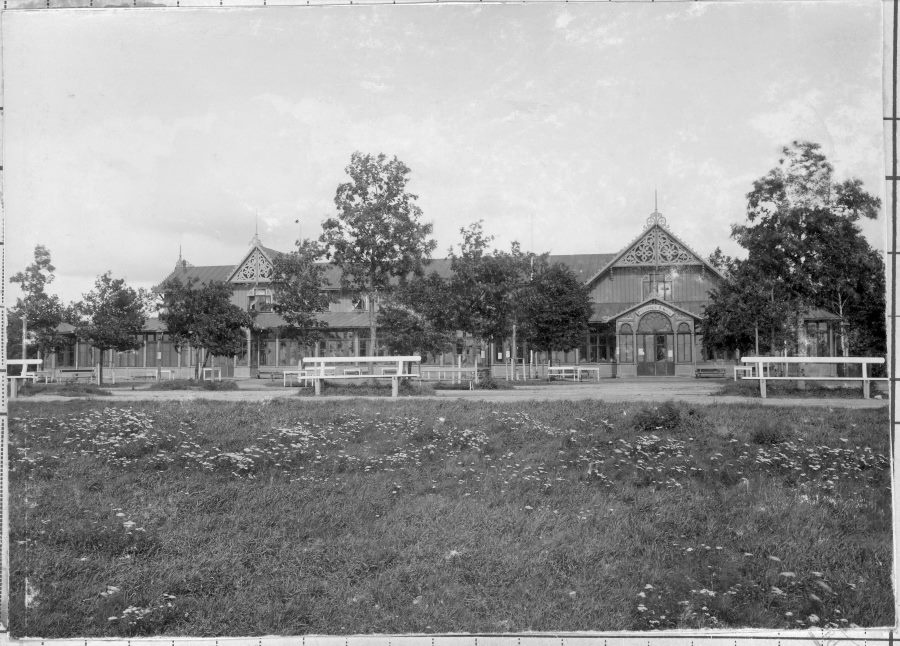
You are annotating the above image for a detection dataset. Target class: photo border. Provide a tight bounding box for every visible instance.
[0,0,893,643]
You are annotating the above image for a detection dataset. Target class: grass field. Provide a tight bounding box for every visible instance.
[7,398,892,637]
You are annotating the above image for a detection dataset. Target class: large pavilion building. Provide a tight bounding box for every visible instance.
[47,210,842,379]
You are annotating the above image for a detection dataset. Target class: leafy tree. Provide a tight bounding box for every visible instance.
[518,263,593,357]
[74,273,149,384]
[159,278,253,379]
[270,239,333,354]
[377,272,455,358]
[704,141,883,357]
[321,152,437,354]
[9,245,66,365]
[447,222,534,350]
[699,259,797,356]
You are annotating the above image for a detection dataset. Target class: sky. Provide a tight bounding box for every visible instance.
[1,1,885,305]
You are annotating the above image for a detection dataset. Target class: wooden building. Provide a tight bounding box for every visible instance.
[44,211,844,379]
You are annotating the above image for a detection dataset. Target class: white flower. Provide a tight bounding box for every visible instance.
[808,614,820,624]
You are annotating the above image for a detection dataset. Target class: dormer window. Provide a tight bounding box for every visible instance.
[642,272,673,301]
[249,288,274,312]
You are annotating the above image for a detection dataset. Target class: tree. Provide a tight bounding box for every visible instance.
[321,152,437,354]
[704,141,884,357]
[518,263,593,357]
[377,272,455,358]
[269,239,334,354]
[10,245,66,365]
[74,273,149,384]
[447,222,533,350]
[699,259,797,356]
[159,278,253,379]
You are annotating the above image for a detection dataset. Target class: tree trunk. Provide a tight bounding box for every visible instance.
[368,292,377,356]
[96,348,104,385]
[837,298,849,357]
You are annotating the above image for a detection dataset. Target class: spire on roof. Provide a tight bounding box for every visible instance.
[645,191,667,229]
[174,246,193,272]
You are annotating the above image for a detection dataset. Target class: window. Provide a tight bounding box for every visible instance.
[587,323,616,361]
[618,323,634,363]
[249,288,273,312]
[805,321,832,357]
[676,323,692,363]
[351,295,367,311]
[642,272,673,301]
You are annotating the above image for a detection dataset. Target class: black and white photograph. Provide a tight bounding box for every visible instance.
[0,0,893,639]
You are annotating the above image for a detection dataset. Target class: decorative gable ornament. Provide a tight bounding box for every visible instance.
[617,226,693,267]
[233,248,274,283]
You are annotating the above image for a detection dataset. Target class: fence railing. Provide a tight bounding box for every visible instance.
[739,356,886,399]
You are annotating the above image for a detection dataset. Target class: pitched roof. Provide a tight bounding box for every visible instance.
[583,219,725,287]
[158,263,234,289]
[253,310,372,329]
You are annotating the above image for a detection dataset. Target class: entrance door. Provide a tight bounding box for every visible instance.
[635,312,676,376]
[654,333,674,376]
[636,333,674,376]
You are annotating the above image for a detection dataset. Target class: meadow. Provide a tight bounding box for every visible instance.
[7,398,892,637]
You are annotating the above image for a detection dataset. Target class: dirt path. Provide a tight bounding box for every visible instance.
[14,378,889,408]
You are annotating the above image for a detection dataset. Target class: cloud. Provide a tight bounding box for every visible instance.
[555,11,574,29]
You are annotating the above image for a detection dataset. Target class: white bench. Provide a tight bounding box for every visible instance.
[301,356,422,397]
[576,366,601,382]
[57,367,97,384]
[547,366,578,381]
[202,367,222,382]
[8,359,42,381]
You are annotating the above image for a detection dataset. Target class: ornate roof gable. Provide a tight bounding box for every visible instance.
[228,246,275,284]
[584,212,725,286]
[617,225,693,267]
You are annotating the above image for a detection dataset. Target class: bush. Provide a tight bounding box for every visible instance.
[631,401,681,433]
[751,420,787,445]
[199,380,238,391]
[17,382,111,397]
[148,379,237,391]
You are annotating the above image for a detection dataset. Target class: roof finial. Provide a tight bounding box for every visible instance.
[645,190,667,229]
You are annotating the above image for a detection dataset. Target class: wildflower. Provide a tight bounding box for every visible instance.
[808,614,820,624]
[644,584,654,590]
[637,605,647,612]
[780,572,796,578]
[768,555,781,562]
[637,592,646,598]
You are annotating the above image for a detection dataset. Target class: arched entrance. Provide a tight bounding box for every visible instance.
[636,312,674,376]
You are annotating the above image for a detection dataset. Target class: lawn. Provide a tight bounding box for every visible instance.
[7,398,892,637]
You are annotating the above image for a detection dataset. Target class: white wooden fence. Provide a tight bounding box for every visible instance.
[739,356,886,399]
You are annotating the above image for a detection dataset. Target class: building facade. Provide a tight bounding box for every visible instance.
[44,211,842,379]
